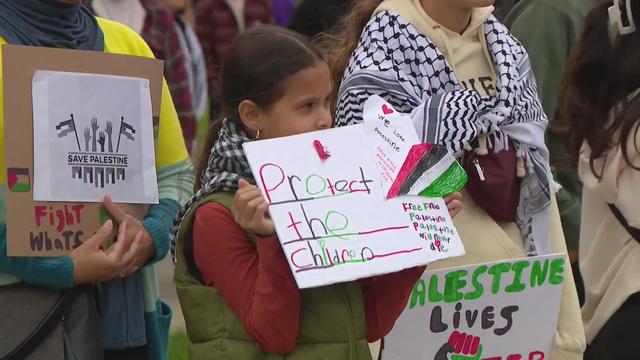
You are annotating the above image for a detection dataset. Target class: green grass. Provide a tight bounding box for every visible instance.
[169,331,189,360]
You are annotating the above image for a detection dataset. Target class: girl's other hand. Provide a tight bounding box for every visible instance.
[445,192,464,218]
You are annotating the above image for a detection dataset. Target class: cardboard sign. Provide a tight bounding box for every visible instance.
[32,71,158,204]
[3,45,163,257]
[243,125,465,289]
[382,255,566,360]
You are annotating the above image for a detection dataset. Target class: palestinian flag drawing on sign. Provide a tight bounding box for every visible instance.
[56,118,75,137]
[117,117,136,152]
[120,121,135,141]
[387,144,467,199]
[7,168,30,193]
[56,115,81,150]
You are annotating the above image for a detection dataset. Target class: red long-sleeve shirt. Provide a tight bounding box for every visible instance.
[193,202,425,354]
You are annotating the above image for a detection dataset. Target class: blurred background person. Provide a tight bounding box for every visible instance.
[561,0,640,358]
[195,0,272,121]
[165,0,209,131]
[89,0,198,152]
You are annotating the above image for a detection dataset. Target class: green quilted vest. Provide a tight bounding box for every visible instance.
[174,192,372,359]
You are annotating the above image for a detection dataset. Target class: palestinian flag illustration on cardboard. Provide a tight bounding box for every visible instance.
[387,144,467,199]
[7,168,30,193]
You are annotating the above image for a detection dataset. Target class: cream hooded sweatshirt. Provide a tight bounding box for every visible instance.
[579,104,640,342]
[374,1,586,359]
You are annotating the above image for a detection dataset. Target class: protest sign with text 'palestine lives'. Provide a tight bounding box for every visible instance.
[243,121,465,289]
[382,254,566,360]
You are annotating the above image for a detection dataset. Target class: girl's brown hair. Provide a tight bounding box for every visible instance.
[559,0,640,177]
[195,26,324,191]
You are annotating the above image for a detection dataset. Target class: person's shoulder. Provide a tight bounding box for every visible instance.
[96,17,141,41]
[194,195,237,228]
[96,17,155,58]
[197,192,237,212]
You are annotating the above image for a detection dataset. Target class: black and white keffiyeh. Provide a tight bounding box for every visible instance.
[335,11,557,255]
[169,119,253,262]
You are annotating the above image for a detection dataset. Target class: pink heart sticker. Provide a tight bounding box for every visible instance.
[382,104,394,115]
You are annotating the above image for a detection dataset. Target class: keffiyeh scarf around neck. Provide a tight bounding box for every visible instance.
[169,119,254,261]
[335,11,558,256]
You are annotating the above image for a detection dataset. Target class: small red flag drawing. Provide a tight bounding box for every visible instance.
[7,168,30,193]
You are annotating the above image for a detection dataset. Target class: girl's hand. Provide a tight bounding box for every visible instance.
[445,192,464,218]
[232,179,275,237]
[70,220,143,284]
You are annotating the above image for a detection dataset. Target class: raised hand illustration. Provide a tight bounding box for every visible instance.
[98,131,106,153]
[434,331,483,360]
[105,120,114,152]
[91,117,99,152]
[83,126,92,152]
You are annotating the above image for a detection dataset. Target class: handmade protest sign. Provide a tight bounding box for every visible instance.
[363,96,467,199]
[382,254,566,360]
[363,95,420,195]
[32,71,158,204]
[243,124,465,289]
[3,45,163,256]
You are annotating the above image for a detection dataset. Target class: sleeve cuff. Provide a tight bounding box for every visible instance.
[142,199,182,265]
[31,256,75,290]
[0,224,74,290]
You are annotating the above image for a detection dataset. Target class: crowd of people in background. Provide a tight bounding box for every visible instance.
[0,0,639,359]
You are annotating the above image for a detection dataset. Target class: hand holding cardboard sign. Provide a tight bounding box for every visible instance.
[232,179,275,237]
[70,220,142,284]
[103,196,155,269]
[445,192,464,218]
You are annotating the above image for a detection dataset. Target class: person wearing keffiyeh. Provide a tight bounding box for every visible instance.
[326,0,586,358]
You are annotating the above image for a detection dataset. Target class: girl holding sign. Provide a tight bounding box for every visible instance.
[172,26,463,359]
[327,0,585,358]
[561,0,640,358]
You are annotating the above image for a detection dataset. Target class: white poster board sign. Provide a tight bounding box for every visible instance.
[363,95,420,195]
[382,254,566,360]
[32,71,158,204]
[243,125,465,289]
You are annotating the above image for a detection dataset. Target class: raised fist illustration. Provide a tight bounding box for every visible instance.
[434,331,483,360]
